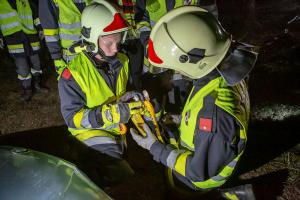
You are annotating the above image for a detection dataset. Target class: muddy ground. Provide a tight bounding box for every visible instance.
[0,0,299,199]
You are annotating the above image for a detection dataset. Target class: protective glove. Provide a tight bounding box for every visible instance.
[119,91,144,102]
[38,30,44,40]
[0,38,4,49]
[54,59,67,74]
[130,124,158,150]
[102,101,144,126]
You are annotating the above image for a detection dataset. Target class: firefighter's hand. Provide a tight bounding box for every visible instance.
[130,124,158,150]
[119,91,145,102]
[0,38,4,49]
[102,101,144,125]
[54,59,67,74]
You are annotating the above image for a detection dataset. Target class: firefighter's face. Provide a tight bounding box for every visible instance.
[98,33,122,57]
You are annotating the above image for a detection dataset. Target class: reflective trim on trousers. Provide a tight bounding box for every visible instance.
[0,12,16,19]
[9,48,25,54]
[32,46,40,51]
[18,74,32,80]
[31,68,42,74]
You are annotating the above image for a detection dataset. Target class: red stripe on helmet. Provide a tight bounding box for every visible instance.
[148,39,163,64]
[103,13,128,32]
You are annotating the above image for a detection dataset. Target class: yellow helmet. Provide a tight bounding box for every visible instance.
[148,6,231,79]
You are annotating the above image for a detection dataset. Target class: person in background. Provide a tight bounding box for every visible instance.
[0,0,48,102]
[39,0,92,75]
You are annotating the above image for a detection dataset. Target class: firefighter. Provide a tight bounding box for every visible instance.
[130,6,258,198]
[135,0,219,114]
[39,0,92,74]
[58,1,145,181]
[39,0,143,89]
[0,0,48,102]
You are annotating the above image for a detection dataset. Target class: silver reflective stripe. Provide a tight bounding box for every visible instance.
[1,22,20,30]
[32,46,40,51]
[81,110,93,129]
[166,149,185,169]
[0,12,16,19]
[227,159,237,168]
[24,24,34,30]
[9,48,24,53]
[211,174,225,182]
[59,33,80,41]
[139,26,151,32]
[19,15,33,20]
[59,22,81,29]
[100,124,118,130]
[45,35,60,42]
[84,136,117,146]
[31,69,42,74]
[73,0,85,3]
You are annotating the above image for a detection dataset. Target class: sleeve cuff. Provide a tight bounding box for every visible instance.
[51,53,63,60]
[150,141,166,162]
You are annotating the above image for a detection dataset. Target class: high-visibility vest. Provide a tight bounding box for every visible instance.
[53,0,91,49]
[67,52,129,136]
[177,77,249,189]
[0,0,40,54]
[0,0,37,36]
[146,0,198,27]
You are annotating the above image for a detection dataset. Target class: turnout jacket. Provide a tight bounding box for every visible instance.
[149,44,257,190]
[0,0,41,56]
[58,52,132,135]
[39,0,90,60]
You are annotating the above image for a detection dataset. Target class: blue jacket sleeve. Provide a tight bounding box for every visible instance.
[150,106,241,185]
[39,0,62,59]
[58,74,105,129]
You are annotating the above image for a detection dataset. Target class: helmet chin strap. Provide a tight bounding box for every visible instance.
[97,47,117,62]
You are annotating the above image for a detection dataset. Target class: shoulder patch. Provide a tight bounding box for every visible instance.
[62,69,72,80]
[199,118,212,132]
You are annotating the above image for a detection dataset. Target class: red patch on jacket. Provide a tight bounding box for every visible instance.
[62,69,72,80]
[199,118,212,132]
